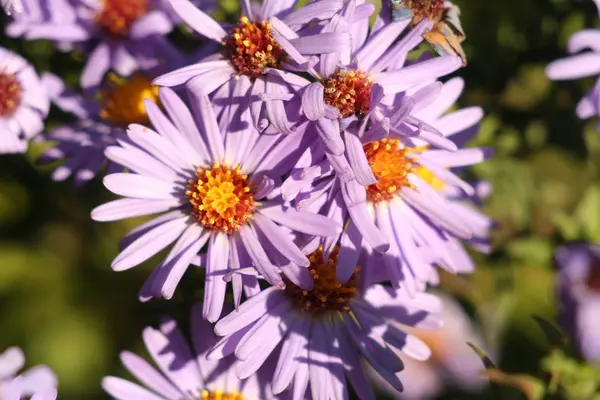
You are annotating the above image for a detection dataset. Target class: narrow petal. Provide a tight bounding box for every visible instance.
[204,232,230,322]
[101,377,164,400]
[259,204,342,236]
[91,198,181,222]
[214,287,281,336]
[169,0,227,42]
[546,53,600,80]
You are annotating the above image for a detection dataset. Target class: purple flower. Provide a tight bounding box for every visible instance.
[153,0,352,131]
[0,46,49,154]
[210,246,443,399]
[555,243,600,363]
[91,87,341,321]
[366,294,492,399]
[14,0,186,89]
[0,347,57,400]
[2,0,22,14]
[102,304,279,399]
[546,1,600,131]
[283,77,492,292]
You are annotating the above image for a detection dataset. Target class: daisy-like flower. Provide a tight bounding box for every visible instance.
[0,46,49,154]
[210,246,443,400]
[0,347,57,400]
[555,243,600,363]
[103,303,279,399]
[153,0,353,132]
[16,0,189,89]
[283,77,492,292]
[546,0,600,131]
[2,0,23,14]
[91,88,341,321]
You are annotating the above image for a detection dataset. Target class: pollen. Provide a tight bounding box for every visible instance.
[97,0,149,37]
[99,73,159,127]
[224,16,285,79]
[201,390,244,400]
[0,72,22,118]
[186,163,255,233]
[285,247,360,314]
[323,69,373,118]
[364,139,445,203]
[404,0,445,24]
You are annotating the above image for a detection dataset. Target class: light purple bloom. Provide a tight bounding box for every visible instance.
[555,243,600,363]
[0,347,57,400]
[12,0,187,89]
[546,0,600,131]
[103,303,279,399]
[91,87,341,322]
[153,0,352,131]
[283,77,492,293]
[0,46,49,154]
[209,253,443,400]
[2,0,22,14]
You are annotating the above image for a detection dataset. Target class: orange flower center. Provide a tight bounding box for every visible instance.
[285,247,360,314]
[97,0,149,37]
[323,70,373,118]
[0,73,22,118]
[99,73,159,127]
[224,16,285,79]
[201,390,244,400]
[186,163,255,233]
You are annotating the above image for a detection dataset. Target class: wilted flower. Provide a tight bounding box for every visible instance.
[0,46,49,154]
[0,347,57,400]
[91,88,340,321]
[555,243,600,363]
[210,246,443,399]
[103,303,280,399]
[546,0,600,131]
[2,0,22,14]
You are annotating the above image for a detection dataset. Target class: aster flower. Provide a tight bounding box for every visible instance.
[210,246,443,400]
[103,303,279,399]
[153,0,353,131]
[2,0,22,14]
[91,87,341,321]
[0,347,57,400]
[366,294,492,399]
[555,243,600,363]
[16,0,187,89]
[0,46,49,154]
[546,0,600,131]
[283,76,492,292]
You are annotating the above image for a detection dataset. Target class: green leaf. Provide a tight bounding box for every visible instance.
[532,316,567,349]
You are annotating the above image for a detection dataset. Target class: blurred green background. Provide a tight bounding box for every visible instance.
[2,0,600,398]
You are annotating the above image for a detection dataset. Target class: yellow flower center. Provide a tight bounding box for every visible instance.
[201,390,244,400]
[0,72,21,118]
[323,70,373,118]
[186,163,255,233]
[97,0,149,37]
[285,247,360,314]
[99,73,159,127]
[364,139,445,203]
[224,16,285,79]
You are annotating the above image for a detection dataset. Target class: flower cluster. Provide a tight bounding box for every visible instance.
[2,0,499,398]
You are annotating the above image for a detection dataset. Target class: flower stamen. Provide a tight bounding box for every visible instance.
[323,70,373,118]
[201,389,245,400]
[97,0,149,37]
[99,73,159,127]
[0,72,22,118]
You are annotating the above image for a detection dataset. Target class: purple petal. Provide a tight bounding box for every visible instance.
[169,0,227,42]
[214,287,281,336]
[204,232,229,322]
[258,204,342,236]
[302,83,326,121]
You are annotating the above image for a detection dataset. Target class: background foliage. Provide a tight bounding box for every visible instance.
[1,0,600,398]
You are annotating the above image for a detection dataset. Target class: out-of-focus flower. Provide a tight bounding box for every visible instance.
[546,1,600,131]
[555,243,600,363]
[2,0,23,14]
[0,46,49,154]
[11,0,187,89]
[367,294,491,399]
[283,77,491,292]
[210,246,442,399]
[102,304,279,399]
[153,0,352,131]
[0,347,57,400]
[91,88,340,321]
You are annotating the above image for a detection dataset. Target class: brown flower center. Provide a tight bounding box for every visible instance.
[97,0,149,37]
[587,259,600,292]
[99,73,159,127]
[323,70,373,118]
[404,0,445,25]
[364,139,445,203]
[224,17,285,79]
[285,247,360,314]
[186,163,254,233]
[201,390,244,400]
[0,73,22,118]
